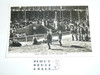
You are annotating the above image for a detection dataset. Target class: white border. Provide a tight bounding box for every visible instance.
[1,0,100,75]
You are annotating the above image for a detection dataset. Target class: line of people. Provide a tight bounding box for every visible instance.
[70,21,90,41]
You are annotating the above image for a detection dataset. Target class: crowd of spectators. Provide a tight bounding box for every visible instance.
[10,17,90,41]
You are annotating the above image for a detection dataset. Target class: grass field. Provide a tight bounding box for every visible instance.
[8,34,92,55]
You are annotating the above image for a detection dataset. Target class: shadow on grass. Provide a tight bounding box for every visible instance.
[52,44,85,49]
[70,45,85,48]
[51,49,63,50]
[61,45,69,48]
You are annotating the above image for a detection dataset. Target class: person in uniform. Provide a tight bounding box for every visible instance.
[78,23,83,41]
[70,24,75,41]
[47,30,52,49]
[57,30,62,46]
[81,24,85,41]
[74,24,78,41]
[76,24,80,41]
[85,26,89,41]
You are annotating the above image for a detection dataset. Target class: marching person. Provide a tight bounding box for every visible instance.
[74,25,78,41]
[76,25,80,41]
[85,26,89,41]
[78,23,83,41]
[57,30,62,46]
[81,24,85,41]
[47,29,52,49]
[70,24,75,41]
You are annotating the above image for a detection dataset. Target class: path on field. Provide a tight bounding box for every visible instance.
[9,34,92,54]
[21,34,71,46]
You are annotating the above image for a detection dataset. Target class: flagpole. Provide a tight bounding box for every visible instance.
[25,8,26,26]
[78,7,80,22]
[70,10,72,22]
[86,8,89,22]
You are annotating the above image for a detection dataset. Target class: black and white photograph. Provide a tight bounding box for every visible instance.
[1,0,100,75]
[8,6,92,54]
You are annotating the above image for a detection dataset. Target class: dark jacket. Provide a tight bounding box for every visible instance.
[47,33,52,43]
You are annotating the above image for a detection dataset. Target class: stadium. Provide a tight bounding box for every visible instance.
[9,6,92,54]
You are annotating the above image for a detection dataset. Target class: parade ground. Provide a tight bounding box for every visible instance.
[9,34,92,54]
